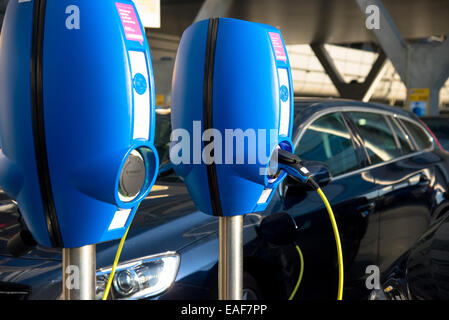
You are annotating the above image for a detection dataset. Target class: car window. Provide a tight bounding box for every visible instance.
[155,112,172,163]
[389,117,414,155]
[422,118,449,140]
[400,119,433,150]
[296,112,359,176]
[349,112,402,165]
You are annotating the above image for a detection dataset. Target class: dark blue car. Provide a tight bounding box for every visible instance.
[1,98,448,300]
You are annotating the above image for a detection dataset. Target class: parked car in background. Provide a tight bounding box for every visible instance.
[1,98,449,300]
[422,116,449,151]
[370,187,449,300]
[370,205,449,300]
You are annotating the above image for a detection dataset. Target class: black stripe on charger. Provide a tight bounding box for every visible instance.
[31,0,63,247]
[203,18,223,217]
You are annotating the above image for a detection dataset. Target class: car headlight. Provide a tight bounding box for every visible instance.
[96,252,180,300]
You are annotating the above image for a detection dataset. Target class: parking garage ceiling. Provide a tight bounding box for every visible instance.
[158,0,449,45]
[1,0,448,45]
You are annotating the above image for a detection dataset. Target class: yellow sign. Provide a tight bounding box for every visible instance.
[408,88,429,117]
[156,94,165,106]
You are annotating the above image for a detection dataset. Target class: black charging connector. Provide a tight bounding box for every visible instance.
[276,149,319,190]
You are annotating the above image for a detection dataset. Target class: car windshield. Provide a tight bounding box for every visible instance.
[155,110,172,164]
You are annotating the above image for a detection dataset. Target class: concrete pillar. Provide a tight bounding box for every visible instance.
[145,32,179,107]
[152,58,175,107]
[356,0,449,116]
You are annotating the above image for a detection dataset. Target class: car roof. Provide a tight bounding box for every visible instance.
[422,115,449,120]
[293,97,417,121]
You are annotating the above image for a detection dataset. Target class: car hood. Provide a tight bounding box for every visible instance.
[0,178,218,266]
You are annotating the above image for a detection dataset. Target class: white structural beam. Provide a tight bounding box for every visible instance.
[356,0,449,115]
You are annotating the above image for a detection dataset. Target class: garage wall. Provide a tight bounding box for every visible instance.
[146,31,180,107]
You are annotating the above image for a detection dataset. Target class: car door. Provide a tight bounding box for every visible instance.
[346,111,435,272]
[280,110,380,299]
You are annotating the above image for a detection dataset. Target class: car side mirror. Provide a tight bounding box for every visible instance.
[286,160,332,190]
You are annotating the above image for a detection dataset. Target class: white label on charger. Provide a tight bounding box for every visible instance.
[128,50,150,140]
[257,189,273,204]
[278,68,290,136]
[108,209,132,230]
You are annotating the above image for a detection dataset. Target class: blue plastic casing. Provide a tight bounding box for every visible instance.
[171,18,294,217]
[0,0,158,248]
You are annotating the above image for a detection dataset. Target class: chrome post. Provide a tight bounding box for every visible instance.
[218,215,243,300]
[62,245,96,300]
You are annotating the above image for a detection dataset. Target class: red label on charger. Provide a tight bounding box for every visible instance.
[269,32,287,62]
[116,2,144,45]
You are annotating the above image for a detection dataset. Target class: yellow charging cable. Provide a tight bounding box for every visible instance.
[102,187,343,301]
[316,187,344,300]
[288,245,304,300]
[102,220,132,300]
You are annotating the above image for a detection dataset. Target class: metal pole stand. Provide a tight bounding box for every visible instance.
[218,216,243,300]
[62,245,96,300]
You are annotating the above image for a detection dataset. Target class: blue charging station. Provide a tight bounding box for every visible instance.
[0,0,158,250]
[171,18,294,299]
[171,17,294,217]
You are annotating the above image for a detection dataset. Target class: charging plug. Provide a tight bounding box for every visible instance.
[276,149,319,190]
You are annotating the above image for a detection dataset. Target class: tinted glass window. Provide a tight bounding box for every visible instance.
[297,112,358,176]
[349,112,401,165]
[401,119,433,150]
[155,112,172,162]
[423,118,449,140]
[389,117,414,155]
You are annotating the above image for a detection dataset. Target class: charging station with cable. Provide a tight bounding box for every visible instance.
[170,17,344,300]
[171,17,295,300]
[0,1,343,301]
[0,0,158,300]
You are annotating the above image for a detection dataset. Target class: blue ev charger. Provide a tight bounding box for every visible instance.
[171,18,294,217]
[0,0,158,248]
